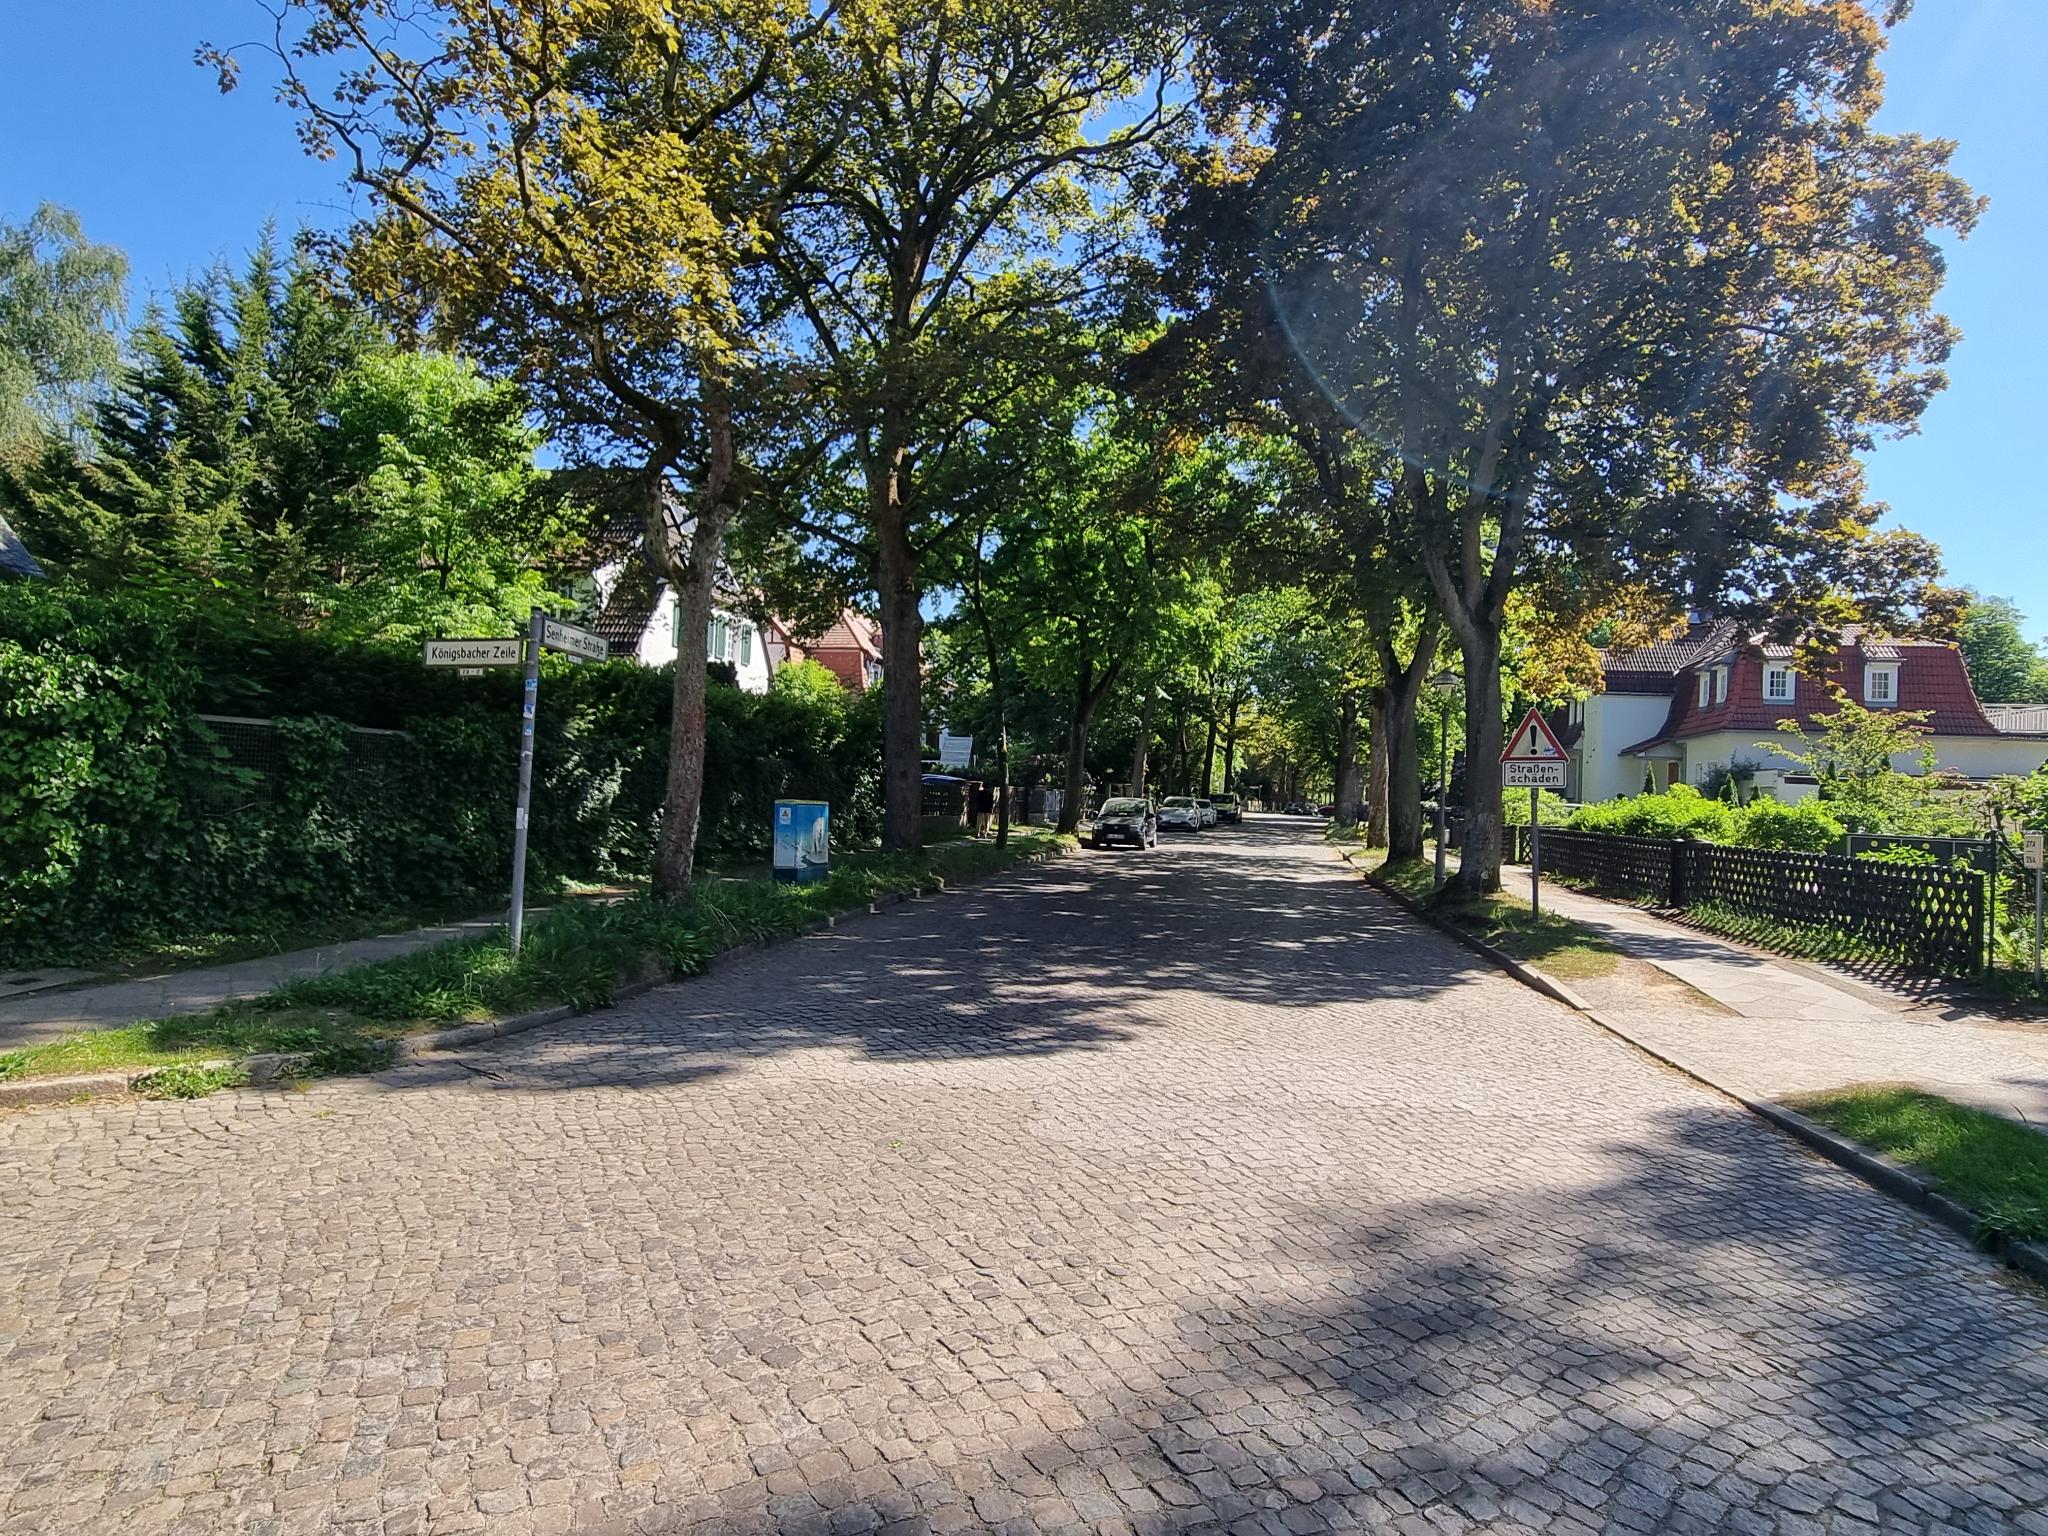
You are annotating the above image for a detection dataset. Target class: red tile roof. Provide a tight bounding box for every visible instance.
[1598,619,1741,678]
[1615,637,1999,754]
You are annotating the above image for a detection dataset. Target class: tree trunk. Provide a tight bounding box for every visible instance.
[966,557,1011,850]
[1057,653,1121,834]
[1366,689,1390,847]
[1333,692,1362,828]
[1454,644,1506,892]
[991,695,1011,848]
[1222,695,1241,795]
[1386,681,1427,859]
[1130,690,1154,798]
[872,459,923,852]
[1366,616,1440,862]
[1199,710,1219,796]
[649,403,736,899]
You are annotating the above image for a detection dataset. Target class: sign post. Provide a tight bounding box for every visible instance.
[2025,830,2044,984]
[507,609,545,957]
[427,616,609,959]
[1501,708,1570,918]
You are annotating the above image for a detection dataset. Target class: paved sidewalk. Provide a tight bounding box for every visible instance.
[1512,867,2048,1127]
[0,913,507,1051]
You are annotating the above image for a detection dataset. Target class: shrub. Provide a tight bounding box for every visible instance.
[1570,783,1736,842]
[1730,798,1844,853]
[1503,788,1573,826]
[0,584,884,966]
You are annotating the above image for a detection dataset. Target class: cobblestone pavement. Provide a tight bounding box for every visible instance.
[2,819,2046,1536]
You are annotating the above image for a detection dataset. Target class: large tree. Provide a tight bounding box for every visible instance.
[1956,592,2048,706]
[3,235,377,600]
[0,204,126,456]
[1145,189,1444,857]
[765,0,1178,848]
[225,0,834,896]
[1189,0,1978,891]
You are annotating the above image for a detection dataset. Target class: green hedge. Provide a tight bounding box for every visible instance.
[1568,783,1844,853]
[0,583,880,967]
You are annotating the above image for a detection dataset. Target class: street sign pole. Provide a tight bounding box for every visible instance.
[2026,831,2045,984]
[508,608,544,958]
[1500,706,1567,917]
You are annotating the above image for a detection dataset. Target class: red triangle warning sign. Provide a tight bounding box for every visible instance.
[1501,707,1568,763]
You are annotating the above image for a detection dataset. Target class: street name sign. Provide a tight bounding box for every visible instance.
[541,618,608,663]
[423,637,524,668]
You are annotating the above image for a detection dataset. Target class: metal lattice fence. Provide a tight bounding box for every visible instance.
[1517,826,1986,977]
[190,715,415,816]
[1677,842,1984,977]
[1531,829,1678,903]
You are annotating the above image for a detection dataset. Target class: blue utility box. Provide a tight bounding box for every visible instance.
[773,800,831,885]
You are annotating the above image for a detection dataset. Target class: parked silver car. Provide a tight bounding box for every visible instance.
[1194,798,1218,828]
[1157,796,1203,832]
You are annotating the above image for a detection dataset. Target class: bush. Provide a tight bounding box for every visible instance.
[1503,788,1574,827]
[1730,797,1844,853]
[1570,783,1736,842]
[0,583,883,967]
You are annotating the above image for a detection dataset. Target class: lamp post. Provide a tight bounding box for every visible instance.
[1429,669,1459,891]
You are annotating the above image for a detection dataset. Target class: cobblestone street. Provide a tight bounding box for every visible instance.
[2,819,2045,1535]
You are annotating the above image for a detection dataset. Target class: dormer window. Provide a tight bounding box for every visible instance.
[1763,664,1795,703]
[1865,662,1899,706]
[1715,667,1728,704]
[1697,672,1712,707]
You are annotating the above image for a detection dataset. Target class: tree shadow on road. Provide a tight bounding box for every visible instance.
[359,822,1492,1097]
[955,1102,2048,1536]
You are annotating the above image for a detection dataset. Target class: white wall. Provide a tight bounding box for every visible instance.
[603,577,772,693]
[1577,693,1677,801]
[1679,729,2048,784]
[637,585,679,667]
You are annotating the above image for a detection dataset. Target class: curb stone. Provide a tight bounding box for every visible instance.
[0,844,1072,1110]
[386,852,1062,1058]
[1344,848,2048,1292]
[1342,849,1591,1013]
[0,1057,243,1109]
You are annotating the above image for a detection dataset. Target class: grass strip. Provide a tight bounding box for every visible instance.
[0,833,1073,1097]
[1786,1086,2048,1245]
[1365,853,1622,981]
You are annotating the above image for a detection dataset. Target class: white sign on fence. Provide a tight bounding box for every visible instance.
[1503,759,1569,789]
[423,637,524,668]
[2025,831,2044,872]
[540,618,609,663]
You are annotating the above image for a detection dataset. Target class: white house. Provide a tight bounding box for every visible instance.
[1564,621,2048,801]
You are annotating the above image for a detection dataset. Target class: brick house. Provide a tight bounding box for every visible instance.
[801,611,884,693]
[1563,621,2048,802]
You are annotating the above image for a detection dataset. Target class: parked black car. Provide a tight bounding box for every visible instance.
[1090,797,1158,850]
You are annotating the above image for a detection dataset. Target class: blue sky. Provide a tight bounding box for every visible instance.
[2,1,2041,635]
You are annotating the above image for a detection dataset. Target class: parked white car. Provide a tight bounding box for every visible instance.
[1158,796,1203,832]
[1195,798,1218,828]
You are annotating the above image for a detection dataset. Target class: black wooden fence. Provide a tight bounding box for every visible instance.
[1515,827,1986,977]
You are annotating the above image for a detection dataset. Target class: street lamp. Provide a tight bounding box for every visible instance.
[1429,669,1460,890]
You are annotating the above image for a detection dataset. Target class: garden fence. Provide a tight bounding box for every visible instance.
[1513,826,1985,977]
